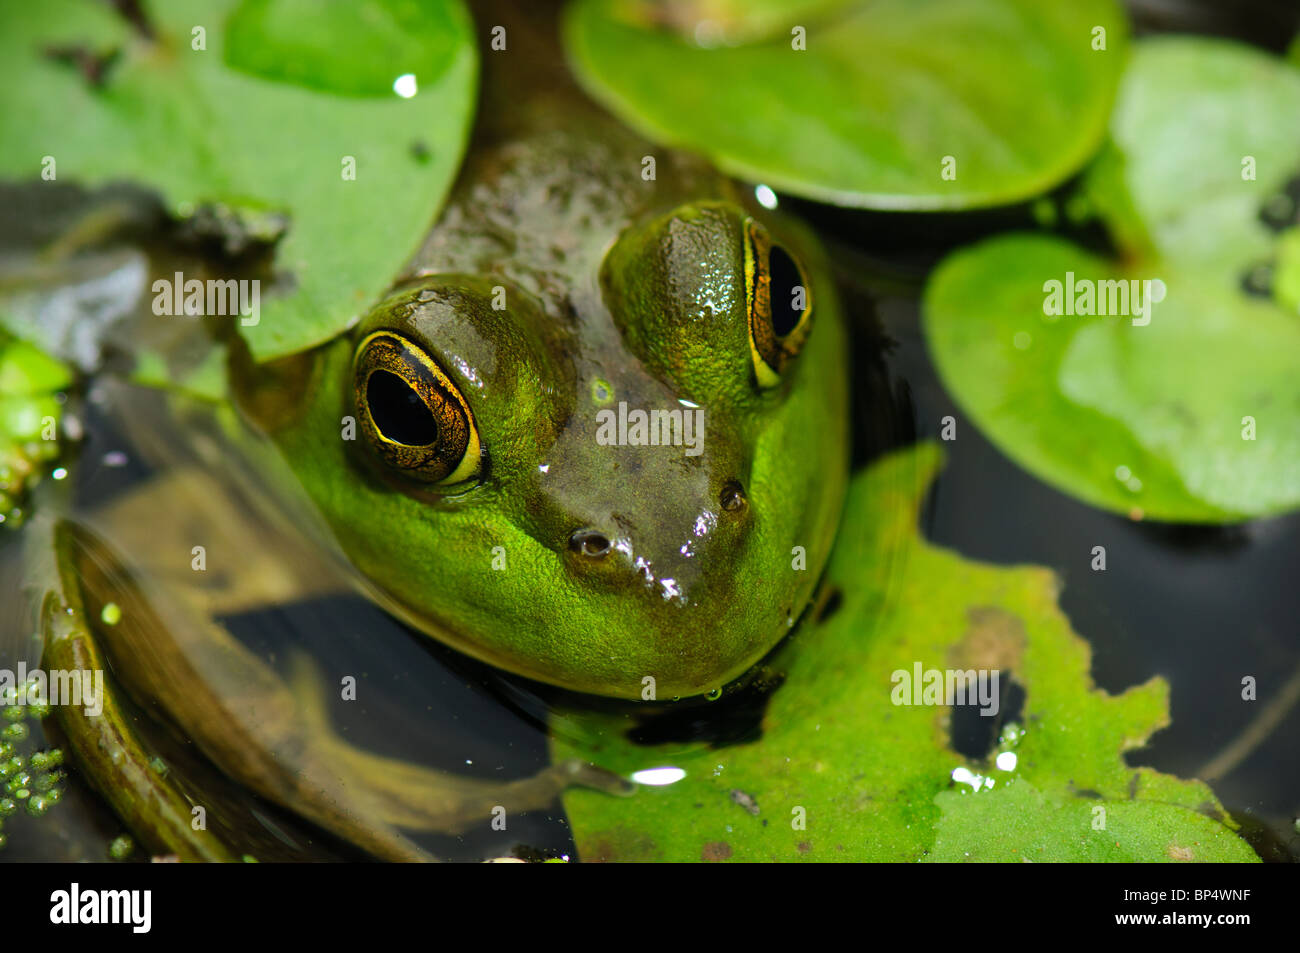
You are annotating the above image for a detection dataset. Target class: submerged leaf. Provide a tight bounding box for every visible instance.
[553,444,1256,862]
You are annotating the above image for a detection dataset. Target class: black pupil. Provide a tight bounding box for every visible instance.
[367,370,438,446]
[769,244,805,337]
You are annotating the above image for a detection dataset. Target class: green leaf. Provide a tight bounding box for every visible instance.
[0,0,477,360]
[928,778,1252,862]
[563,0,1128,209]
[923,37,1300,521]
[0,334,74,528]
[553,444,1256,862]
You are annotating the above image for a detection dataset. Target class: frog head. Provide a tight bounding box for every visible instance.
[252,200,848,700]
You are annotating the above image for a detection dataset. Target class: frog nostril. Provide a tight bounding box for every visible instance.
[569,529,613,559]
[720,480,748,513]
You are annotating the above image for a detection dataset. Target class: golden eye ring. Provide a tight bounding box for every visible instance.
[743,219,814,387]
[353,331,482,485]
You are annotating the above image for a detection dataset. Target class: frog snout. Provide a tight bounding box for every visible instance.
[557,476,753,599]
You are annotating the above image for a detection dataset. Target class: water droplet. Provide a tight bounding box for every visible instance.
[392,73,418,98]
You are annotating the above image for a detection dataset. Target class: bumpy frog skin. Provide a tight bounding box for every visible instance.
[235,12,849,700]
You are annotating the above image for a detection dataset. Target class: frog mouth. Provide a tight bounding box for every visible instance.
[522,568,836,727]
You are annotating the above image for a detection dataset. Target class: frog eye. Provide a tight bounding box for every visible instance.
[353,331,482,486]
[743,220,813,388]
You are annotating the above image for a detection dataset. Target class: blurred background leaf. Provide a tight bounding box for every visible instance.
[924,37,1300,522]
[564,0,1128,209]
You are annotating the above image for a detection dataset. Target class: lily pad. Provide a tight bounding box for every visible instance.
[563,0,1128,209]
[924,37,1300,521]
[0,0,477,360]
[552,444,1256,862]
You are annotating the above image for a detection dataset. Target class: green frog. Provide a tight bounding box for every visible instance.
[1,1,848,859]
[236,24,849,703]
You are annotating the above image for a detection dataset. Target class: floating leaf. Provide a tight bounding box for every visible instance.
[563,0,1128,209]
[0,0,478,360]
[923,37,1300,521]
[927,777,1250,862]
[553,444,1256,862]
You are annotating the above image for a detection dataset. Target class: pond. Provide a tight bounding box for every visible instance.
[0,0,1296,864]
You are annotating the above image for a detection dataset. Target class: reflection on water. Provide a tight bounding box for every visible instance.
[0,384,586,862]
